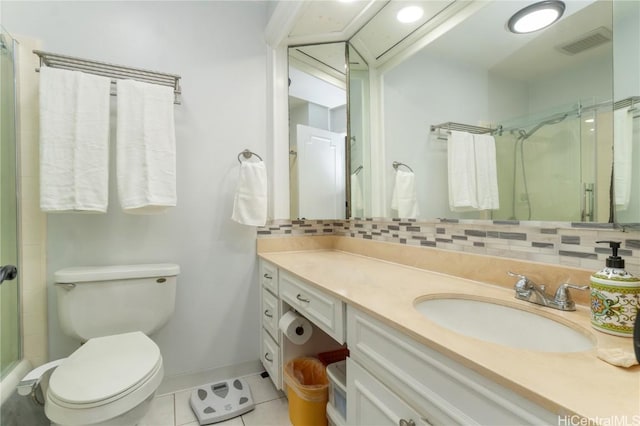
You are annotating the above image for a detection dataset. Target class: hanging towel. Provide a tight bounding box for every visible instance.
[448,130,478,211]
[232,161,268,226]
[39,67,111,213]
[391,169,419,218]
[117,79,176,214]
[350,172,364,217]
[473,133,500,210]
[614,108,633,210]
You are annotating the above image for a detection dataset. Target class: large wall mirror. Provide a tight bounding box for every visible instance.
[287,0,639,225]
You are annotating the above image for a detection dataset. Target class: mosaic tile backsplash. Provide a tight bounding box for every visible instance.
[257,218,640,276]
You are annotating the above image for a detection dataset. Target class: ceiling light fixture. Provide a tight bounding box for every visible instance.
[507,1,565,34]
[397,6,424,24]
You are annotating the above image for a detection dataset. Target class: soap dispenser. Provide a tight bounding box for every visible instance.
[590,241,640,336]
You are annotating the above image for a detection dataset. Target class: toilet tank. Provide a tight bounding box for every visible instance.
[54,263,180,341]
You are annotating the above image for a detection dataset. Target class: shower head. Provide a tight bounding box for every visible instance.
[521,113,568,140]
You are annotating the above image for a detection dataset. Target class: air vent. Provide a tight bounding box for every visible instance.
[556,27,612,56]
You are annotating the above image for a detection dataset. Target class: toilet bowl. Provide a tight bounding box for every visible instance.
[19,263,179,425]
[45,332,164,426]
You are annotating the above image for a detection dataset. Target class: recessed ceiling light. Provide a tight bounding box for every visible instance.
[507,1,565,34]
[584,118,595,123]
[397,6,424,24]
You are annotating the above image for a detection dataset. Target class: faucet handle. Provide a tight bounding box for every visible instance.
[553,283,589,309]
[507,271,536,291]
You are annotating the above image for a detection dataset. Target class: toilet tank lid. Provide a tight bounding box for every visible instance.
[55,263,180,283]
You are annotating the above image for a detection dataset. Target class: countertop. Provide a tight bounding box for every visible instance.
[258,239,640,423]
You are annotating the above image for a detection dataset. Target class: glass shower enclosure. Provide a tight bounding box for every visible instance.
[0,26,21,379]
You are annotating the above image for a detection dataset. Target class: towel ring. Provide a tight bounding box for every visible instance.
[237,149,263,163]
[392,161,413,172]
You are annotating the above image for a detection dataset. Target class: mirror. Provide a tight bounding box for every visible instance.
[288,42,348,219]
[287,0,639,225]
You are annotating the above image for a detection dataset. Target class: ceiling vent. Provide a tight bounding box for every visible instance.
[556,27,612,55]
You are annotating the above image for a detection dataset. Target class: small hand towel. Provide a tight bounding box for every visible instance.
[597,347,639,368]
[116,79,176,214]
[350,172,364,217]
[391,170,419,219]
[39,67,111,212]
[232,161,268,226]
[473,133,500,210]
[448,130,478,211]
[614,108,633,210]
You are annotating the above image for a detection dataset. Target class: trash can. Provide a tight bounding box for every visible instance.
[284,357,329,426]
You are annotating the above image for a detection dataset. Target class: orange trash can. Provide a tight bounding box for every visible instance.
[284,357,329,426]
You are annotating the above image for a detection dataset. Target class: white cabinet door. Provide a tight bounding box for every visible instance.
[279,270,345,344]
[260,260,278,296]
[347,358,431,426]
[261,288,280,343]
[260,328,282,390]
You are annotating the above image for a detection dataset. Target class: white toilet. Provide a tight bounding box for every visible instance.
[39,263,179,426]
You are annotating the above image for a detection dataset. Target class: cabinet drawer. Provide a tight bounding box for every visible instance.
[260,260,278,296]
[280,271,345,344]
[260,328,281,390]
[347,307,556,425]
[347,358,429,426]
[261,288,279,343]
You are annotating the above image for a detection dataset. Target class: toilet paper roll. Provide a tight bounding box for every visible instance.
[279,310,313,345]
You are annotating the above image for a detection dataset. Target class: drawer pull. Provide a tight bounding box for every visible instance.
[399,419,415,426]
[296,294,310,303]
[263,273,272,280]
[264,309,273,318]
[264,352,273,363]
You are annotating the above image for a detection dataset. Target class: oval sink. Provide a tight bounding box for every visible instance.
[415,297,594,352]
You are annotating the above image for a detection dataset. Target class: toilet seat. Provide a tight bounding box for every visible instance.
[45,332,164,425]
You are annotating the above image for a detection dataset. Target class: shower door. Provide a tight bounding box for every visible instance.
[0,28,21,378]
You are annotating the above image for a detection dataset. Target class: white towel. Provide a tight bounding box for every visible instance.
[117,79,176,214]
[232,161,268,226]
[448,130,478,211]
[448,131,499,211]
[614,108,633,210]
[391,170,419,218]
[350,172,364,217]
[473,133,500,210]
[39,67,111,212]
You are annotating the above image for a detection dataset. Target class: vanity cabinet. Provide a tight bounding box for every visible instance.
[259,260,282,389]
[347,306,557,425]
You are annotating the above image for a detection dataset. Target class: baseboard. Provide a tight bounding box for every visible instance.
[157,360,263,395]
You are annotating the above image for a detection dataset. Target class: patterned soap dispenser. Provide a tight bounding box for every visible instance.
[590,241,640,336]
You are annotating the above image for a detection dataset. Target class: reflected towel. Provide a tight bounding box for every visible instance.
[614,108,633,210]
[351,172,364,216]
[448,131,499,211]
[117,79,176,214]
[448,130,477,210]
[473,133,500,210]
[39,67,111,212]
[232,161,268,226]
[391,170,419,218]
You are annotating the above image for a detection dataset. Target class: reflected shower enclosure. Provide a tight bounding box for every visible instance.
[493,103,611,222]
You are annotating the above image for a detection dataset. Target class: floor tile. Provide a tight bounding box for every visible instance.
[139,394,175,426]
[241,397,292,426]
[174,388,198,426]
[243,373,285,404]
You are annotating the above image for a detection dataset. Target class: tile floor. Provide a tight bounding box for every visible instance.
[140,373,292,426]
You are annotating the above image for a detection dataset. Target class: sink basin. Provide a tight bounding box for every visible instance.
[415,297,594,352]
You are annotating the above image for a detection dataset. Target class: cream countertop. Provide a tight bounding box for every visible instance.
[258,238,640,423]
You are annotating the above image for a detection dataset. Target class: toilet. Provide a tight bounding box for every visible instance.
[43,263,179,426]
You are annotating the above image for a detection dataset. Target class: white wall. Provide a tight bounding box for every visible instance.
[4,1,268,377]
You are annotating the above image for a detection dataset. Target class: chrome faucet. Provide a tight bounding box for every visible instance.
[507,272,588,311]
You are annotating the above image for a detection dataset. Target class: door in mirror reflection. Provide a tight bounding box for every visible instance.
[288,42,348,219]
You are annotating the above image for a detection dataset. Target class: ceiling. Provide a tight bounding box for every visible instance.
[285,0,611,79]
